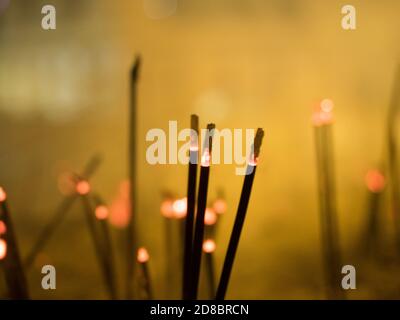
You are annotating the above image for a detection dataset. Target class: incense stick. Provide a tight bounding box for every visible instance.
[0,187,29,299]
[137,247,153,299]
[190,123,215,300]
[215,128,264,300]
[312,103,344,299]
[203,239,216,299]
[386,66,400,251]
[80,188,114,299]
[24,155,102,269]
[93,194,117,299]
[126,56,141,299]
[182,114,199,299]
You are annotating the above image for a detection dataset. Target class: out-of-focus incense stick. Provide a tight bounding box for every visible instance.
[126,56,141,299]
[215,128,264,300]
[386,66,400,251]
[312,100,345,299]
[137,247,153,300]
[190,123,215,299]
[0,187,29,299]
[93,194,117,299]
[203,239,216,299]
[24,155,102,269]
[182,114,199,299]
[361,169,385,258]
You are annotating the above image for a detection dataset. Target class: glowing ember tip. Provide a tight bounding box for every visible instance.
[95,205,109,220]
[0,239,7,260]
[203,239,216,253]
[204,208,217,225]
[76,180,90,195]
[0,221,6,235]
[137,247,150,263]
[312,99,334,126]
[0,187,7,202]
[201,149,211,167]
[365,170,385,193]
[160,199,174,218]
[320,99,334,113]
[172,197,187,219]
[213,199,227,215]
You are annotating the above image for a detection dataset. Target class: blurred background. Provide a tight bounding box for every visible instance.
[1,0,400,299]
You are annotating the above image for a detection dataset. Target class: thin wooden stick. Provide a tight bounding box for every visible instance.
[137,247,153,299]
[190,123,215,299]
[126,56,141,299]
[215,128,264,300]
[313,108,345,299]
[0,187,29,299]
[24,155,102,269]
[182,114,199,299]
[386,66,400,251]
[202,239,216,299]
[93,194,117,299]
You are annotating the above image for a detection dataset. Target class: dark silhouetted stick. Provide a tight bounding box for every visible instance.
[24,155,102,269]
[0,188,29,299]
[182,114,199,299]
[216,128,264,300]
[126,56,141,299]
[190,123,215,299]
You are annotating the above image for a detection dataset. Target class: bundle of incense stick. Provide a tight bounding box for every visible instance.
[78,184,117,300]
[215,128,264,300]
[126,56,141,299]
[24,155,102,269]
[386,66,400,252]
[0,187,29,299]
[189,123,215,299]
[361,169,385,258]
[182,114,199,299]
[312,100,344,300]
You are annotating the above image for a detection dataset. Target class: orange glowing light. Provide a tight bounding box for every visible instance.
[201,149,211,167]
[0,239,7,260]
[213,199,227,215]
[76,180,90,195]
[160,199,174,218]
[203,239,216,253]
[365,170,385,193]
[137,247,150,263]
[95,205,109,220]
[110,180,131,228]
[312,99,334,127]
[0,221,6,235]
[0,187,7,202]
[204,208,217,225]
[320,99,334,113]
[173,197,187,219]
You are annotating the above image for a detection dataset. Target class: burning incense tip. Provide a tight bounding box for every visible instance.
[249,128,265,166]
[204,208,217,225]
[0,239,7,260]
[365,170,385,193]
[321,99,334,113]
[172,197,187,219]
[213,199,227,215]
[95,205,109,220]
[201,149,211,167]
[312,99,334,127]
[0,187,7,202]
[160,198,174,218]
[137,247,150,263]
[76,180,91,195]
[0,221,6,235]
[203,239,216,253]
